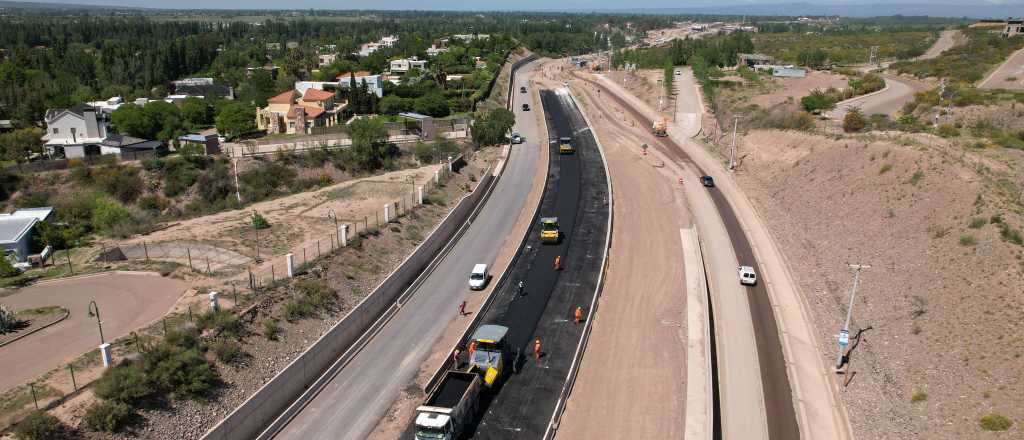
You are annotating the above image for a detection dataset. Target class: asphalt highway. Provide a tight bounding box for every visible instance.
[575,73,801,440]
[468,89,609,439]
[270,60,544,440]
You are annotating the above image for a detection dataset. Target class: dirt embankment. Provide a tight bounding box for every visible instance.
[716,129,1024,439]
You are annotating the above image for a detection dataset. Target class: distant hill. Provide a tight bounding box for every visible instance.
[0,0,146,9]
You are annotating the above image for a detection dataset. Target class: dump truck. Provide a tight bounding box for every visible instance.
[558,136,575,154]
[652,118,668,137]
[540,217,560,244]
[414,370,481,440]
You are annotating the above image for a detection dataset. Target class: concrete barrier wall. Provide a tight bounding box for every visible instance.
[204,171,496,440]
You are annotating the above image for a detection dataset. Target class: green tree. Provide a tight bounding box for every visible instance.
[0,128,43,165]
[91,198,133,236]
[797,49,829,68]
[345,117,392,170]
[180,97,214,128]
[111,104,157,139]
[238,69,275,107]
[800,89,837,113]
[471,108,516,147]
[215,102,255,140]
[14,411,63,440]
[413,93,451,117]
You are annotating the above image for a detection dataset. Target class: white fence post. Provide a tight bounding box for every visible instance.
[286,253,294,277]
[209,291,220,312]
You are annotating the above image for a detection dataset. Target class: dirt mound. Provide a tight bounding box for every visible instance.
[724,129,1024,439]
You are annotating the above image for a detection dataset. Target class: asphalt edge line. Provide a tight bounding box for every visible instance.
[681,227,714,440]
[543,85,614,439]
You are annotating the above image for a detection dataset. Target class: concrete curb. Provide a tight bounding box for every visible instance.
[681,227,714,440]
[542,86,614,439]
[0,309,69,349]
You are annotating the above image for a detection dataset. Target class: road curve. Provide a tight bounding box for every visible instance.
[828,75,924,120]
[269,60,545,440]
[980,48,1024,90]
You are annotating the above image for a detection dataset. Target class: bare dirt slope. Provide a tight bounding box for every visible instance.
[555,69,692,439]
[917,30,962,61]
[720,129,1024,438]
[751,70,850,108]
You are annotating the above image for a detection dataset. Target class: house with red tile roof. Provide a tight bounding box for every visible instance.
[255,88,344,135]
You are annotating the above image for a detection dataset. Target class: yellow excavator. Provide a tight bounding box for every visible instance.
[540,217,560,244]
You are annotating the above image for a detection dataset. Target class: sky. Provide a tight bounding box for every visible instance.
[5,0,1022,13]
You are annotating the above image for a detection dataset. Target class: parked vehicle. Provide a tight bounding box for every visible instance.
[414,371,481,440]
[738,266,757,286]
[701,176,715,187]
[511,132,523,144]
[520,86,527,93]
[522,103,530,111]
[469,263,489,290]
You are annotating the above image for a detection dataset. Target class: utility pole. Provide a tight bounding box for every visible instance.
[836,263,870,370]
[233,158,242,203]
[868,46,879,68]
[729,114,741,170]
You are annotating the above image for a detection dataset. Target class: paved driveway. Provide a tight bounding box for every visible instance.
[0,272,187,392]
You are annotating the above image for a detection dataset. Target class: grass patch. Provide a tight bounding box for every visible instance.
[968,217,988,229]
[959,234,978,246]
[910,390,928,403]
[879,164,893,175]
[979,413,1013,431]
[999,223,1024,246]
[893,29,1024,83]
[908,170,925,186]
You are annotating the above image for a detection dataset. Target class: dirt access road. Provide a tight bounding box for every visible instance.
[980,47,1024,90]
[0,272,187,393]
[550,61,692,439]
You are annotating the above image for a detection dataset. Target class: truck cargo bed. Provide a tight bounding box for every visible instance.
[427,371,476,408]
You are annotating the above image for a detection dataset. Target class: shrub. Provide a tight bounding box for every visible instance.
[83,400,133,432]
[283,298,314,321]
[137,194,170,213]
[93,165,144,204]
[164,327,199,349]
[263,318,281,340]
[14,411,63,440]
[210,339,242,364]
[0,257,20,278]
[145,348,219,400]
[800,89,837,113]
[990,213,1004,224]
[843,108,867,133]
[197,310,243,338]
[296,279,337,309]
[936,124,959,138]
[0,304,17,331]
[910,390,928,403]
[908,170,924,185]
[94,362,153,404]
[979,413,1013,431]
[239,162,296,201]
[251,211,270,229]
[959,235,977,246]
[91,197,134,237]
[968,217,988,229]
[1000,224,1023,246]
[879,164,893,174]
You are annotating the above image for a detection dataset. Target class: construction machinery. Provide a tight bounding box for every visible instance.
[414,371,481,440]
[652,118,668,137]
[467,324,512,386]
[558,136,575,154]
[540,217,560,243]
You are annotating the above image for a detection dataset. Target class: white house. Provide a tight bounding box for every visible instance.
[379,35,399,47]
[42,104,110,154]
[389,57,427,74]
[336,72,385,97]
[318,53,338,67]
[0,207,53,263]
[426,44,448,57]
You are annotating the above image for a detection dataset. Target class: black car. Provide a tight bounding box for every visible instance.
[520,86,527,93]
[522,103,530,111]
[700,175,715,187]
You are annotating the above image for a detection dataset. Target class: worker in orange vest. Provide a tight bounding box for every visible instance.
[534,338,542,362]
[554,255,562,271]
[468,341,476,357]
[574,306,583,324]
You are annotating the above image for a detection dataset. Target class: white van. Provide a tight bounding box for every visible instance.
[738,266,757,286]
[469,264,489,290]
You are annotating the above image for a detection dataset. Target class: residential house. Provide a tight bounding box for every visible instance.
[379,35,399,47]
[426,44,448,57]
[171,78,234,100]
[1004,18,1024,38]
[318,53,338,67]
[0,207,53,263]
[246,65,280,80]
[450,34,490,41]
[355,35,398,57]
[256,88,343,135]
[336,72,385,97]
[389,57,427,74]
[0,120,13,132]
[474,57,488,70]
[42,104,111,156]
[90,134,163,159]
[738,53,773,68]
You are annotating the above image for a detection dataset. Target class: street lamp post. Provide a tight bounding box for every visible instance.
[87,300,104,345]
[836,263,870,370]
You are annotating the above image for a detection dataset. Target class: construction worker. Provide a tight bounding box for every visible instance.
[452,348,461,368]
[468,341,476,357]
[554,255,562,271]
[534,338,542,362]
[574,306,583,324]
[518,280,525,295]
[458,300,467,316]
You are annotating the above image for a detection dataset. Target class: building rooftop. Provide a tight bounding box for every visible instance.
[0,217,37,245]
[268,90,300,104]
[302,88,335,101]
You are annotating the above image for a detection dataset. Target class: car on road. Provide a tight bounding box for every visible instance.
[738,265,757,286]
[510,132,523,144]
[700,175,715,187]
[520,86,527,93]
[522,103,530,111]
[469,263,489,290]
